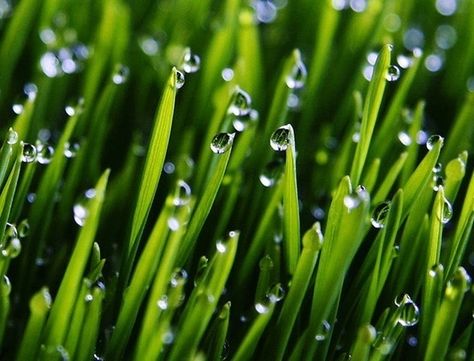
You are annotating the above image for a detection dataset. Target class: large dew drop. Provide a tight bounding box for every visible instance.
[437,196,453,224]
[395,294,419,327]
[385,65,401,81]
[210,133,235,154]
[21,143,37,163]
[270,125,291,151]
[371,201,391,229]
[175,69,185,89]
[426,135,444,150]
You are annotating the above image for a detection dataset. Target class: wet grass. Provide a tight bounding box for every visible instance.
[0,0,473,360]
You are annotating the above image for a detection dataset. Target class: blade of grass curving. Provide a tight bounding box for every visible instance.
[41,169,109,352]
[176,137,234,266]
[444,151,467,203]
[167,231,238,361]
[264,222,324,361]
[123,67,179,284]
[350,44,391,186]
[15,288,52,361]
[282,124,300,274]
[10,159,36,222]
[362,158,380,193]
[0,138,14,190]
[351,325,376,361]
[254,255,274,306]
[106,196,175,360]
[304,176,370,361]
[445,171,474,279]
[424,268,471,361]
[401,101,425,184]
[0,275,11,348]
[420,187,446,352]
[372,152,407,205]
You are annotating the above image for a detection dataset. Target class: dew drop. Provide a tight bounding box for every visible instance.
[432,175,444,191]
[175,69,185,89]
[2,275,11,294]
[12,103,24,115]
[371,201,391,229]
[255,302,269,314]
[437,196,453,224]
[221,68,234,81]
[228,88,252,117]
[2,236,21,258]
[167,217,180,231]
[7,128,18,145]
[386,65,401,81]
[73,203,88,227]
[232,109,258,132]
[397,54,414,69]
[162,329,175,345]
[286,59,307,89]
[395,294,420,327]
[139,36,159,56]
[18,219,30,238]
[173,180,192,206]
[84,293,94,303]
[397,131,412,146]
[112,64,129,85]
[270,125,291,151]
[64,141,80,158]
[267,283,285,303]
[170,269,188,288]
[36,143,55,164]
[157,295,169,310]
[216,240,227,253]
[210,132,235,154]
[259,158,284,187]
[181,48,200,73]
[315,320,331,341]
[426,135,444,150]
[22,143,37,163]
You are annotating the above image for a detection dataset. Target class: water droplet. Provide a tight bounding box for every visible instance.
[0,0,12,19]
[64,141,80,158]
[162,329,175,344]
[210,132,235,154]
[425,53,444,72]
[173,180,191,207]
[311,206,325,220]
[175,69,185,89]
[254,0,277,23]
[22,143,37,163]
[27,193,36,203]
[36,143,55,164]
[170,269,188,288]
[371,201,391,228]
[429,263,444,278]
[7,128,18,145]
[267,283,285,303]
[332,0,350,10]
[394,294,419,327]
[397,54,414,69]
[24,83,38,100]
[436,0,457,16]
[73,203,88,226]
[432,175,444,191]
[139,35,159,56]
[228,88,252,116]
[216,240,227,253]
[181,48,200,73]
[270,125,291,151]
[2,275,11,294]
[157,295,169,310]
[84,293,94,303]
[2,236,21,258]
[232,109,258,132]
[426,135,444,150]
[315,320,331,341]
[221,68,234,81]
[386,65,401,81]
[167,217,180,231]
[435,25,457,50]
[398,131,412,146]
[403,28,425,51]
[112,64,129,84]
[433,162,442,174]
[259,159,284,187]
[363,65,374,81]
[18,219,29,238]
[416,130,428,145]
[436,196,453,224]
[12,103,24,114]
[407,335,418,347]
[255,302,270,314]
[286,59,307,89]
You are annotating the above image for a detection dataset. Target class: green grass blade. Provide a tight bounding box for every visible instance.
[350,44,391,185]
[42,169,109,351]
[203,302,231,361]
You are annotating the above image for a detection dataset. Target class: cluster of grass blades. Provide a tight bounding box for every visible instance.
[0,0,474,360]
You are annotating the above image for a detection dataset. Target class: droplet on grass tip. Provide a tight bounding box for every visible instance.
[270,124,292,151]
[174,69,185,89]
[286,57,307,89]
[426,135,444,150]
[210,132,235,154]
[436,196,453,224]
[371,201,391,229]
[22,143,37,163]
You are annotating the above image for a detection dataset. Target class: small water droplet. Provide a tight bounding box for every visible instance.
[437,196,453,224]
[228,88,252,116]
[2,275,11,294]
[398,131,412,146]
[181,48,200,73]
[315,320,331,341]
[36,143,55,164]
[173,180,191,206]
[267,283,285,303]
[432,175,444,191]
[426,135,444,150]
[12,103,24,115]
[210,132,235,154]
[162,329,175,344]
[73,203,88,226]
[22,143,37,163]
[429,263,444,278]
[170,269,188,288]
[24,83,38,100]
[394,294,419,327]
[18,219,29,238]
[174,69,185,89]
[259,159,284,187]
[255,302,270,314]
[27,193,36,203]
[425,53,444,72]
[167,217,180,231]
[216,240,227,253]
[371,201,391,229]
[286,59,307,89]
[64,141,80,158]
[139,35,159,56]
[7,128,18,145]
[84,293,94,302]
[386,65,401,81]
[270,125,291,151]
[397,54,414,69]
[311,206,325,220]
[157,295,169,310]
[221,68,234,81]
[232,109,258,132]
[433,163,442,174]
[112,64,129,84]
